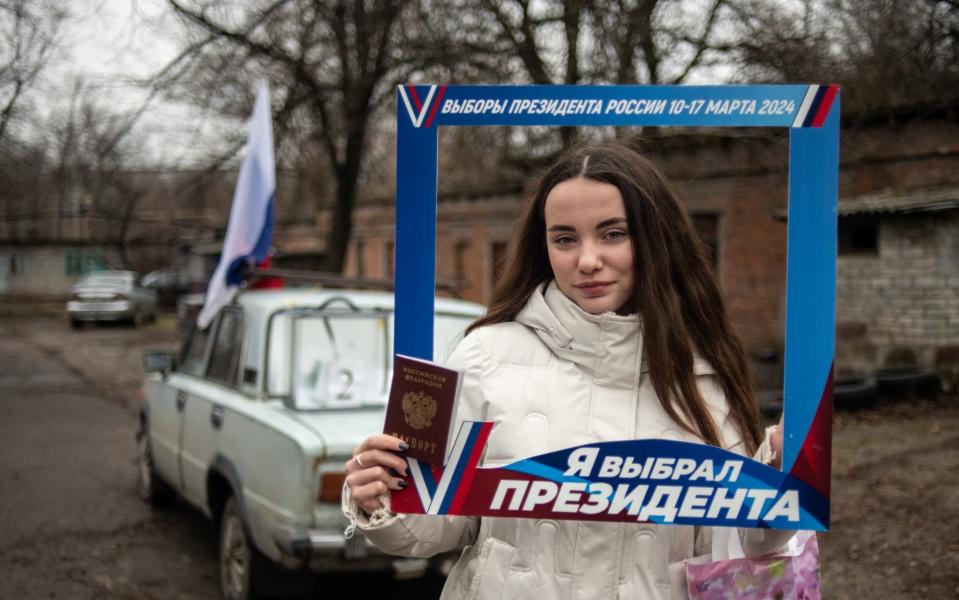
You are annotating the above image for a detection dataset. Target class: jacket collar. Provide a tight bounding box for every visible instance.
[515,281,645,389]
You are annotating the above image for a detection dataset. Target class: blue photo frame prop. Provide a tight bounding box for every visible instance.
[394,84,838,530]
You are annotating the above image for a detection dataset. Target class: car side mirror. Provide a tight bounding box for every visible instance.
[143,351,175,376]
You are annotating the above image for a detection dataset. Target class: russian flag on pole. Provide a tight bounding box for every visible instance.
[198,81,275,329]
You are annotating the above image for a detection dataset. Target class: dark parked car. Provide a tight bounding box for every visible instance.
[142,268,188,309]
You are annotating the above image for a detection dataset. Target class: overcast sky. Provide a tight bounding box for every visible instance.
[60,0,174,91]
[33,0,235,168]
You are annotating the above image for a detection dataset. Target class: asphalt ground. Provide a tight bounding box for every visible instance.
[0,318,220,599]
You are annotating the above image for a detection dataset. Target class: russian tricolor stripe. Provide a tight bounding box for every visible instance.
[408,458,438,504]
[405,421,493,515]
[792,84,839,128]
[445,422,493,514]
[399,84,447,128]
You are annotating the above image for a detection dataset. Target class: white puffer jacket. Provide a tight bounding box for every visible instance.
[345,281,787,599]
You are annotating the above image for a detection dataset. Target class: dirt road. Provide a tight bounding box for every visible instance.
[0,318,220,599]
[820,397,959,598]
[1,314,957,598]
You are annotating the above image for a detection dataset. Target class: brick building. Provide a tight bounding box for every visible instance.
[343,106,959,373]
[829,108,959,375]
[835,188,959,374]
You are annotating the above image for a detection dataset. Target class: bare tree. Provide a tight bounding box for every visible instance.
[728,0,959,112]
[156,0,502,274]
[46,80,151,265]
[0,0,67,236]
[0,0,67,143]
[154,1,734,273]
[461,0,729,148]
[0,74,154,268]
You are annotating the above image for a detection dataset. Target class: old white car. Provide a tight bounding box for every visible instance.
[137,288,484,599]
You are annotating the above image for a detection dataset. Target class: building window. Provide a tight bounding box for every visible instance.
[354,240,365,277]
[65,251,106,276]
[490,241,507,288]
[839,218,878,255]
[691,214,720,270]
[455,240,470,286]
[385,240,395,279]
[66,252,81,276]
[9,254,25,277]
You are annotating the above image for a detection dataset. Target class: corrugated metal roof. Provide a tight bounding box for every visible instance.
[838,186,959,216]
[772,186,959,221]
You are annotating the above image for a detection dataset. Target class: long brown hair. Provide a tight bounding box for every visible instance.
[468,142,763,455]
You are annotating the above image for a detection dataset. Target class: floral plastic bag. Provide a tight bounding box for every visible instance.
[686,531,820,600]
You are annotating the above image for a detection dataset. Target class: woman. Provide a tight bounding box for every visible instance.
[343,142,786,599]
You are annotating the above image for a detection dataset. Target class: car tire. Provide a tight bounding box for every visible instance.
[221,496,291,600]
[136,424,175,507]
[833,376,880,411]
[219,496,315,600]
[875,367,941,399]
[70,319,82,330]
[220,497,258,600]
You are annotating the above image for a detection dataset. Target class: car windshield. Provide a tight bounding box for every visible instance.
[296,313,388,409]
[268,311,389,410]
[266,308,477,411]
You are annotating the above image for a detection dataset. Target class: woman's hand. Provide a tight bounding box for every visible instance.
[344,434,410,515]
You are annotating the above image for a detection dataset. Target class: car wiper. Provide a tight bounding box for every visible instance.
[322,315,340,361]
[315,296,363,361]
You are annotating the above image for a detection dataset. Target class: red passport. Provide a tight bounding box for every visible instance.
[383,354,462,464]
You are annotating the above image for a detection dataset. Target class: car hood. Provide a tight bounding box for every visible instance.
[283,406,387,458]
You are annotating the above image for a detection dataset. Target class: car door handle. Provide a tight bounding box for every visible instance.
[176,392,187,412]
[210,406,224,430]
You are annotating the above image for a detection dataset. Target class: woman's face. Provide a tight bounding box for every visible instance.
[544,177,635,315]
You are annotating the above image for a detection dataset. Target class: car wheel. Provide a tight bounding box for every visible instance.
[136,424,175,507]
[70,319,82,330]
[875,368,941,399]
[833,376,880,411]
[219,496,315,600]
[220,497,262,600]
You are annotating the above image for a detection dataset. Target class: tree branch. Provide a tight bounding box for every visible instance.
[167,0,301,70]
[669,0,727,84]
